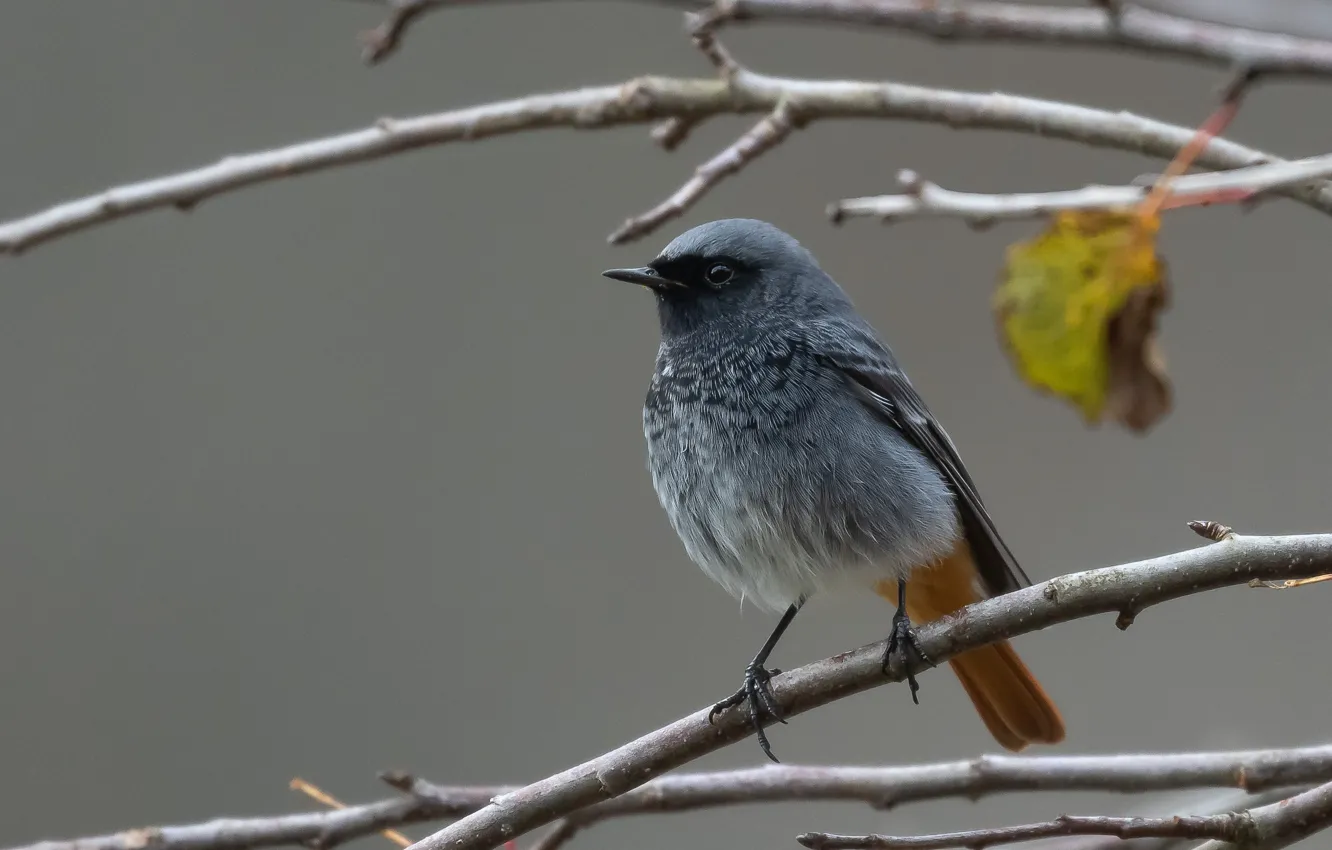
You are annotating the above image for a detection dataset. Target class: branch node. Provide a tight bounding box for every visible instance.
[921,0,963,40]
[1115,607,1139,630]
[688,0,741,38]
[897,168,926,196]
[871,793,898,811]
[1093,0,1124,32]
[651,117,702,151]
[359,0,440,66]
[687,19,742,79]
[1189,520,1236,542]
[120,828,164,850]
[1219,64,1263,104]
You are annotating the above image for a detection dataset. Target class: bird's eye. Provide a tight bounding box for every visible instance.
[705,263,734,286]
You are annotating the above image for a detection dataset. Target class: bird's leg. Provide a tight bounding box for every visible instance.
[883,578,935,703]
[709,598,803,762]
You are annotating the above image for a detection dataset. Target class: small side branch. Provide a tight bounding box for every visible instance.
[831,155,1332,226]
[611,101,798,243]
[1193,780,1332,850]
[358,0,449,64]
[798,813,1255,850]
[695,0,1332,79]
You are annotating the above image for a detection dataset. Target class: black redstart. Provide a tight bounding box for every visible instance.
[603,218,1065,761]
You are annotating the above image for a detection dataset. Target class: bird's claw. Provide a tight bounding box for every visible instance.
[882,610,933,704]
[709,664,786,762]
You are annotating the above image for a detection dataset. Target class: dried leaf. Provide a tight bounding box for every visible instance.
[991,73,1259,433]
[994,209,1171,431]
[1104,262,1171,431]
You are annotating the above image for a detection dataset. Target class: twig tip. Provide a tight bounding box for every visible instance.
[379,770,416,791]
[1115,608,1138,630]
[1188,520,1235,542]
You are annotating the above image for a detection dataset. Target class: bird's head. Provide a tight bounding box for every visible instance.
[603,218,848,336]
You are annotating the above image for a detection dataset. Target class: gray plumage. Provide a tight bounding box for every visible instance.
[614,218,1026,614]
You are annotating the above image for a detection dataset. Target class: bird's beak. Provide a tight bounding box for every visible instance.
[602,266,684,291]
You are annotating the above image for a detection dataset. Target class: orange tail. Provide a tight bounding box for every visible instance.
[874,543,1065,751]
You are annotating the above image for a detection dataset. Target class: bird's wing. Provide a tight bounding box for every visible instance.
[810,321,1030,595]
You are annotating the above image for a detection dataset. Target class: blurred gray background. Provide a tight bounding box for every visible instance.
[2,1,1330,847]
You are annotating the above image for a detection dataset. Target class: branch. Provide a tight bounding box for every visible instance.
[1192,780,1332,850]
[7,784,477,850]
[610,99,799,243]
[942,781,1332,850]
[357,0,447,63]
[1018,786,1303,850]
[353,0,1332,78]
[352,0,701,64]
[799,813,1255,850]
[831,153,1332,225]
[693,0,1332,79]
[398,530,1332,850]
[15,747,1332,850]
[4,63,1332,255]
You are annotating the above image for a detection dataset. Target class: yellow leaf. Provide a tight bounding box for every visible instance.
[994,209,1171,431]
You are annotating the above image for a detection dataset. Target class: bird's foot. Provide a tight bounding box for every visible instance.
[708,663,786,762]
[882,610,934,704]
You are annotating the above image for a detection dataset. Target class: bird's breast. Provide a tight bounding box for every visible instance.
[640,343,959,611]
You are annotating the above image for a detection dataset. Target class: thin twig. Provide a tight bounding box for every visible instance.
[832,154,1332,225]
[798,813,1254,850]
[352,0,696,64]
[291,778,411,847]
[3,65,1331,255]
[611,100,797,242]
[650,116,702,150]
[1192,779,1332,850]
[527,821,582,850]
[1023,785,1305,850]
[352,0,1332,77]
[403,531,1332,850]
[693,0,1332,79]
[14,748,1332,850]
[359,0,443,63]
[1135,65,1259,221]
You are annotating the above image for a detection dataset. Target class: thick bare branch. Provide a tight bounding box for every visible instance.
[694,0,1332,78]
[3,65,1332,255]
[832,154,1332,225]
[14,748,1332,850]
[400,531,1332,850]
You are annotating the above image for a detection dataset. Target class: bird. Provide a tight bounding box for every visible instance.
[602,218,1065,762]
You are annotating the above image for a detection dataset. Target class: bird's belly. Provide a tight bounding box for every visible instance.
[645,408,959,613]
